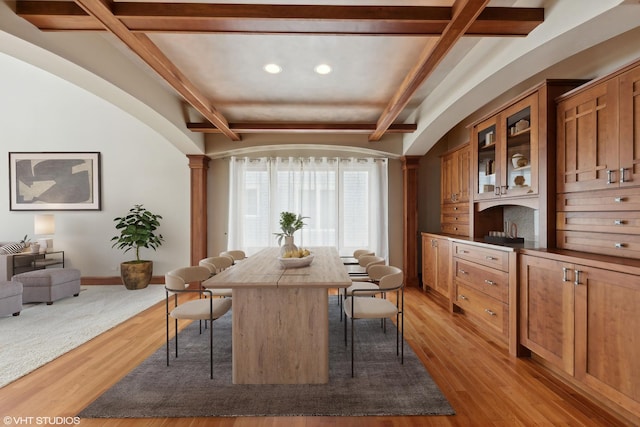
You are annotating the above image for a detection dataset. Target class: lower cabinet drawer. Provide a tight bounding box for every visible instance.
[441,222,469,236]
[455,283,508,336]
[557,211,640,234]
[452,242,509,271]
[453,259,509,303]
[557,230,640,259]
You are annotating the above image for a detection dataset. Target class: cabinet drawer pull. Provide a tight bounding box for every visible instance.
[614,219,625,225]
[607,169,614,185]
[484,308,496,316]
[459,269,468,275]
[459,294,468,301]
[460,249,469,254]
[484,279,496,286]
[453,206,458,211]
[485,255,497,261]
[562,267,569,282]
[614,197,626,203]
[615,242,627,249]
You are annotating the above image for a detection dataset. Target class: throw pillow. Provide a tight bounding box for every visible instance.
[0,242,25,255]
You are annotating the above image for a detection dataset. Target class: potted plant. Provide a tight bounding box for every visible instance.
[274,211,307,256]
[111,204,164,290]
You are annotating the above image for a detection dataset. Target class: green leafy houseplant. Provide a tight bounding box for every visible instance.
[112,204,164,262]
[111,205,164,290]
[274,211,307,245]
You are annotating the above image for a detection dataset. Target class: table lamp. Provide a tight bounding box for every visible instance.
[34,214,55,253]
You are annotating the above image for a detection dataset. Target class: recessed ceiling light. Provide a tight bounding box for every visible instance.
[263,63,282,74]
[314,64,332,75]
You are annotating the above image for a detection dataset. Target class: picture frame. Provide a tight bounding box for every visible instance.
[9,152,101,211]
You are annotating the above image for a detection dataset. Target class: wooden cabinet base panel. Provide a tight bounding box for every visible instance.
[532,353,640,427]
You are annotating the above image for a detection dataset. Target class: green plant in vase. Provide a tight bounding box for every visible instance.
[274,211,308,257]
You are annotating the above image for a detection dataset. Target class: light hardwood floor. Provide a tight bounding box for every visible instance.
[0,286,630,426]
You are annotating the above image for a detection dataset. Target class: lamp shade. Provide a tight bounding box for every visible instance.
[34,214,55,235]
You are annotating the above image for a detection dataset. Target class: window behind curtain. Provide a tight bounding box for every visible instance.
[228,156,388,258]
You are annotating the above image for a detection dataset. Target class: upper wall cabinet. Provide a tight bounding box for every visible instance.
[557,62,640,193]
[441,144,470,236]
[472,94,539,201]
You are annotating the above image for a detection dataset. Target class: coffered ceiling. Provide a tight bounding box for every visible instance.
[3,0,640,156]
[12,0,544,142]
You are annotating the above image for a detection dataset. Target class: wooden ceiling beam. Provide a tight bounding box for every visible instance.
[17,2,543,36]
[370,0,490,142]
[187,122,417,134]
[69,0,240,141]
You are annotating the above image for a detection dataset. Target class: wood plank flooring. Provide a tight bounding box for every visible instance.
[0,286,630,426]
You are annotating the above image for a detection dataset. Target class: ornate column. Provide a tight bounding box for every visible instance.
[187,155,210,266]
[402,156,421,287]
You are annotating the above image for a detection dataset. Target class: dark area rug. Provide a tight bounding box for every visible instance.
[79,296,455,418]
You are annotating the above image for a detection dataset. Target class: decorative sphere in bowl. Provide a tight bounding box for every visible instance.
[278,252,314,268]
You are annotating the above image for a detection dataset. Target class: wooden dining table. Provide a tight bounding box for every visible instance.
[203,246,352,384]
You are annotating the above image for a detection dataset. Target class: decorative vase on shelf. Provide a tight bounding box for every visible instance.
[280,235,298,257]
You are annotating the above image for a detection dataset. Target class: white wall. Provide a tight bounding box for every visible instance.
[0,53,191,278]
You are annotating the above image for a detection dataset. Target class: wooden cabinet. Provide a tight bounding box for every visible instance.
[421,233,451,301]
[472,94,538,201]
[557,61,640,193]
[470,80,585,247]
[556,60,640,257]
[520,250,640,421]
[440,144,470,236]
[452,240,518,355]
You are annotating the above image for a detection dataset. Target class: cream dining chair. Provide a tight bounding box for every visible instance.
[199,256,233,297]
[165,266,232,379]
[343,265,404,377]
[341,249,375,265]
[219,250,246,264]
[339,263,392,321]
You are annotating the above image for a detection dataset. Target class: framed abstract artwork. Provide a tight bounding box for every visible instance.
[9,152,101,211]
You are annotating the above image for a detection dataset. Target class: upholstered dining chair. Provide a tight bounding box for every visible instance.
[343,265,404,377]
[165,266,232,379]
[341,249,375,265]
[346,255,385,277]
[339,264,393,321]
[219,250,247,264]
[199,256,233,297]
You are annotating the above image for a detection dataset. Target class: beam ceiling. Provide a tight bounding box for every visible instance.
[15,1,544,141]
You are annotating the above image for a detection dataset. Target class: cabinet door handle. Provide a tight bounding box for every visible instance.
[484,308,496,316]
[620,167,628,183]
[562,267,569,282]
[484,279,496,286]
[459,294,468,301]
[495,187,501,196]
[615,242,627,249]
[614,219,625,225]
[501,185,508,195]
[607,169,614,185]
[431,239,437,247]
[574,270,582,286]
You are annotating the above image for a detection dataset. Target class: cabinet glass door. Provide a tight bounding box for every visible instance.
[503,94,538,197]
[476,118,498,199]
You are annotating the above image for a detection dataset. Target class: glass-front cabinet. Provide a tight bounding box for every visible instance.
[472,93,538,201]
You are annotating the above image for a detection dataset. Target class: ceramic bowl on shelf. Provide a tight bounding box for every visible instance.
[278,253,314,268]
[512,153,528,168]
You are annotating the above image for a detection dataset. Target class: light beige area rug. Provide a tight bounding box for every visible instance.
[0,285,165,387]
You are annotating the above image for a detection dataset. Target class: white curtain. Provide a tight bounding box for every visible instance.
[227,156,388,259]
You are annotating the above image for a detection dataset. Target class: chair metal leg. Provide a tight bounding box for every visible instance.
[174,318,179,358]
[351,316,355,377]
[166,297,170,367]
[344,308,348,346]
[209,316,214,379]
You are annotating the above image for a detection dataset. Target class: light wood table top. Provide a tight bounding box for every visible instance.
[203,246,351,289]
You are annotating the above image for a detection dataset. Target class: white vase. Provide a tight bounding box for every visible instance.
[280,235,298,256]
